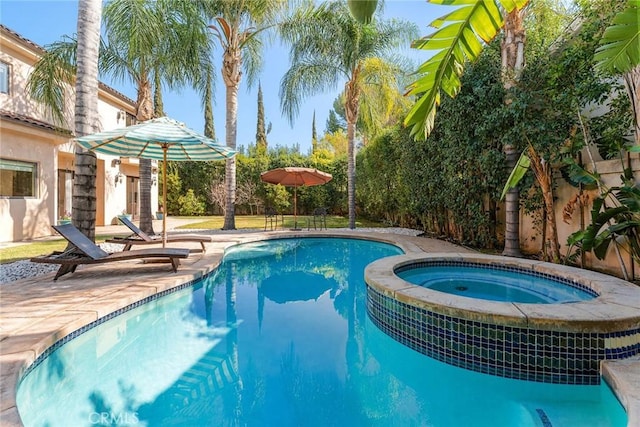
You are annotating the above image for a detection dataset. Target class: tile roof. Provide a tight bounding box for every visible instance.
[0,109,73,135]
[0,24,136,108]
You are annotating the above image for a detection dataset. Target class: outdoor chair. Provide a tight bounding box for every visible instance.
[308,207,328,230]
[106,215,211,252]
[31,223,190,281]
[264,207,280,231]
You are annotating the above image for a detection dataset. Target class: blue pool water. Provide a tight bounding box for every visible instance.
[398,264,597,303]
[17,238,626,426]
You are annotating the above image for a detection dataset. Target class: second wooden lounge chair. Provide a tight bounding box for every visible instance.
[31,223,190,281]
[107,216,212,252]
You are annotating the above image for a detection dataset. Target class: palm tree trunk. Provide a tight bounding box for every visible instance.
[222,45,241,230]
[501,8,526,257]
[72,0,102,242]
[345,75,360,230]
[204,66,216,140]
[346,122,356,229]
[137,75,155,235]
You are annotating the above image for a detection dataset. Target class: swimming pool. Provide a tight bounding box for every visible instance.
[16,238,627,426]
[396,263,597,303]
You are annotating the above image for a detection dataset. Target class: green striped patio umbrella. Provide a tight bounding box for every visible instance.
[76,116,236,245]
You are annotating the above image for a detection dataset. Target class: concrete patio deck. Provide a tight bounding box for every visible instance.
[1,228,638,426]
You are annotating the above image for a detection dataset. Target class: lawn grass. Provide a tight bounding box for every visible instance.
[0,215,385,264]
[179,215,384,230]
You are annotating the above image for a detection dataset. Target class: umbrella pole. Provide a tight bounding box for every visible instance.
[294,186,297,230]
[162,146,167,248]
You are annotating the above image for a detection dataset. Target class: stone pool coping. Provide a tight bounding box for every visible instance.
[1,231,639,426]
[365,253,640,333]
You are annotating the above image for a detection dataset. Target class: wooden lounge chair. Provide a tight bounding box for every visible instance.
[106,216,212,252]
[31,223,190,281]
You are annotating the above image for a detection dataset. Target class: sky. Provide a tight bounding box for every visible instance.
[0,0,443,154]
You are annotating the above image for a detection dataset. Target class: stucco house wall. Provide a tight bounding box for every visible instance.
[0,24,154,242]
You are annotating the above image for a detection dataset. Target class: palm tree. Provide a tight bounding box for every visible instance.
[404,0,529,139]
[355,57,413,143]
[101,0,213,233]
[500,7,527,257]
[404,0,529,255]
[405,0,637,258]
[26,0,103,240]
[202,0,286,230]
[279,2,417,229]
[72,0,102,241]
[28,0,213,234]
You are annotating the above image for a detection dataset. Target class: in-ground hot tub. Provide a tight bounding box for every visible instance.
[365,253,640,385]
[397,262,598,303]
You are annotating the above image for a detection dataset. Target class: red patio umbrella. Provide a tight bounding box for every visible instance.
[260,167,332,230]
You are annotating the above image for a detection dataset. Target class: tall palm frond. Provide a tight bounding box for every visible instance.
[26,37,78,127]
[404,0,529,141]
[594,0,640,74]
[279,2,416,123]
[280,61,346,124]
[280,1,417,229]
[200,0,288,230]
[358,57,412,139]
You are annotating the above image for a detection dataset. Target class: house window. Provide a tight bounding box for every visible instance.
[125,112,137,126]
[0,159,37,197]
[0,62,9,94]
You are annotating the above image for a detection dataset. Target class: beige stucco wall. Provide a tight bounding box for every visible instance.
[0,121,66,241]
[520,152,640,279]
[0,27,149,242]
[0,32,73,128]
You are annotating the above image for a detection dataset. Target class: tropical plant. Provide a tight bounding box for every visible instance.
[567,147,640,272]
[563,0,640,278]
[26,0,103,240]
[347,0,378,24]
[498,0,632,263]
[102,0,213,234]
[279,1,417,228]
[402,0,530,254]
[594,0,640,145]
[348,57,413,143]
[202,0,287,230]
[28,0,214,235]
[404,0,530,140]
[500,143,562,262]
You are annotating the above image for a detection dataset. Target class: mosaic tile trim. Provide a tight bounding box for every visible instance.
[366,285,640,385]
[395,260,600,298]
[536,409,553,427]
[19,274,209,383]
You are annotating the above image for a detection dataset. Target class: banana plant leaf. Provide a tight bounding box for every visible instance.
[594,0,640,74]
[570,189,640,261]
[404,0,529,140]
[500,150,530,201]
